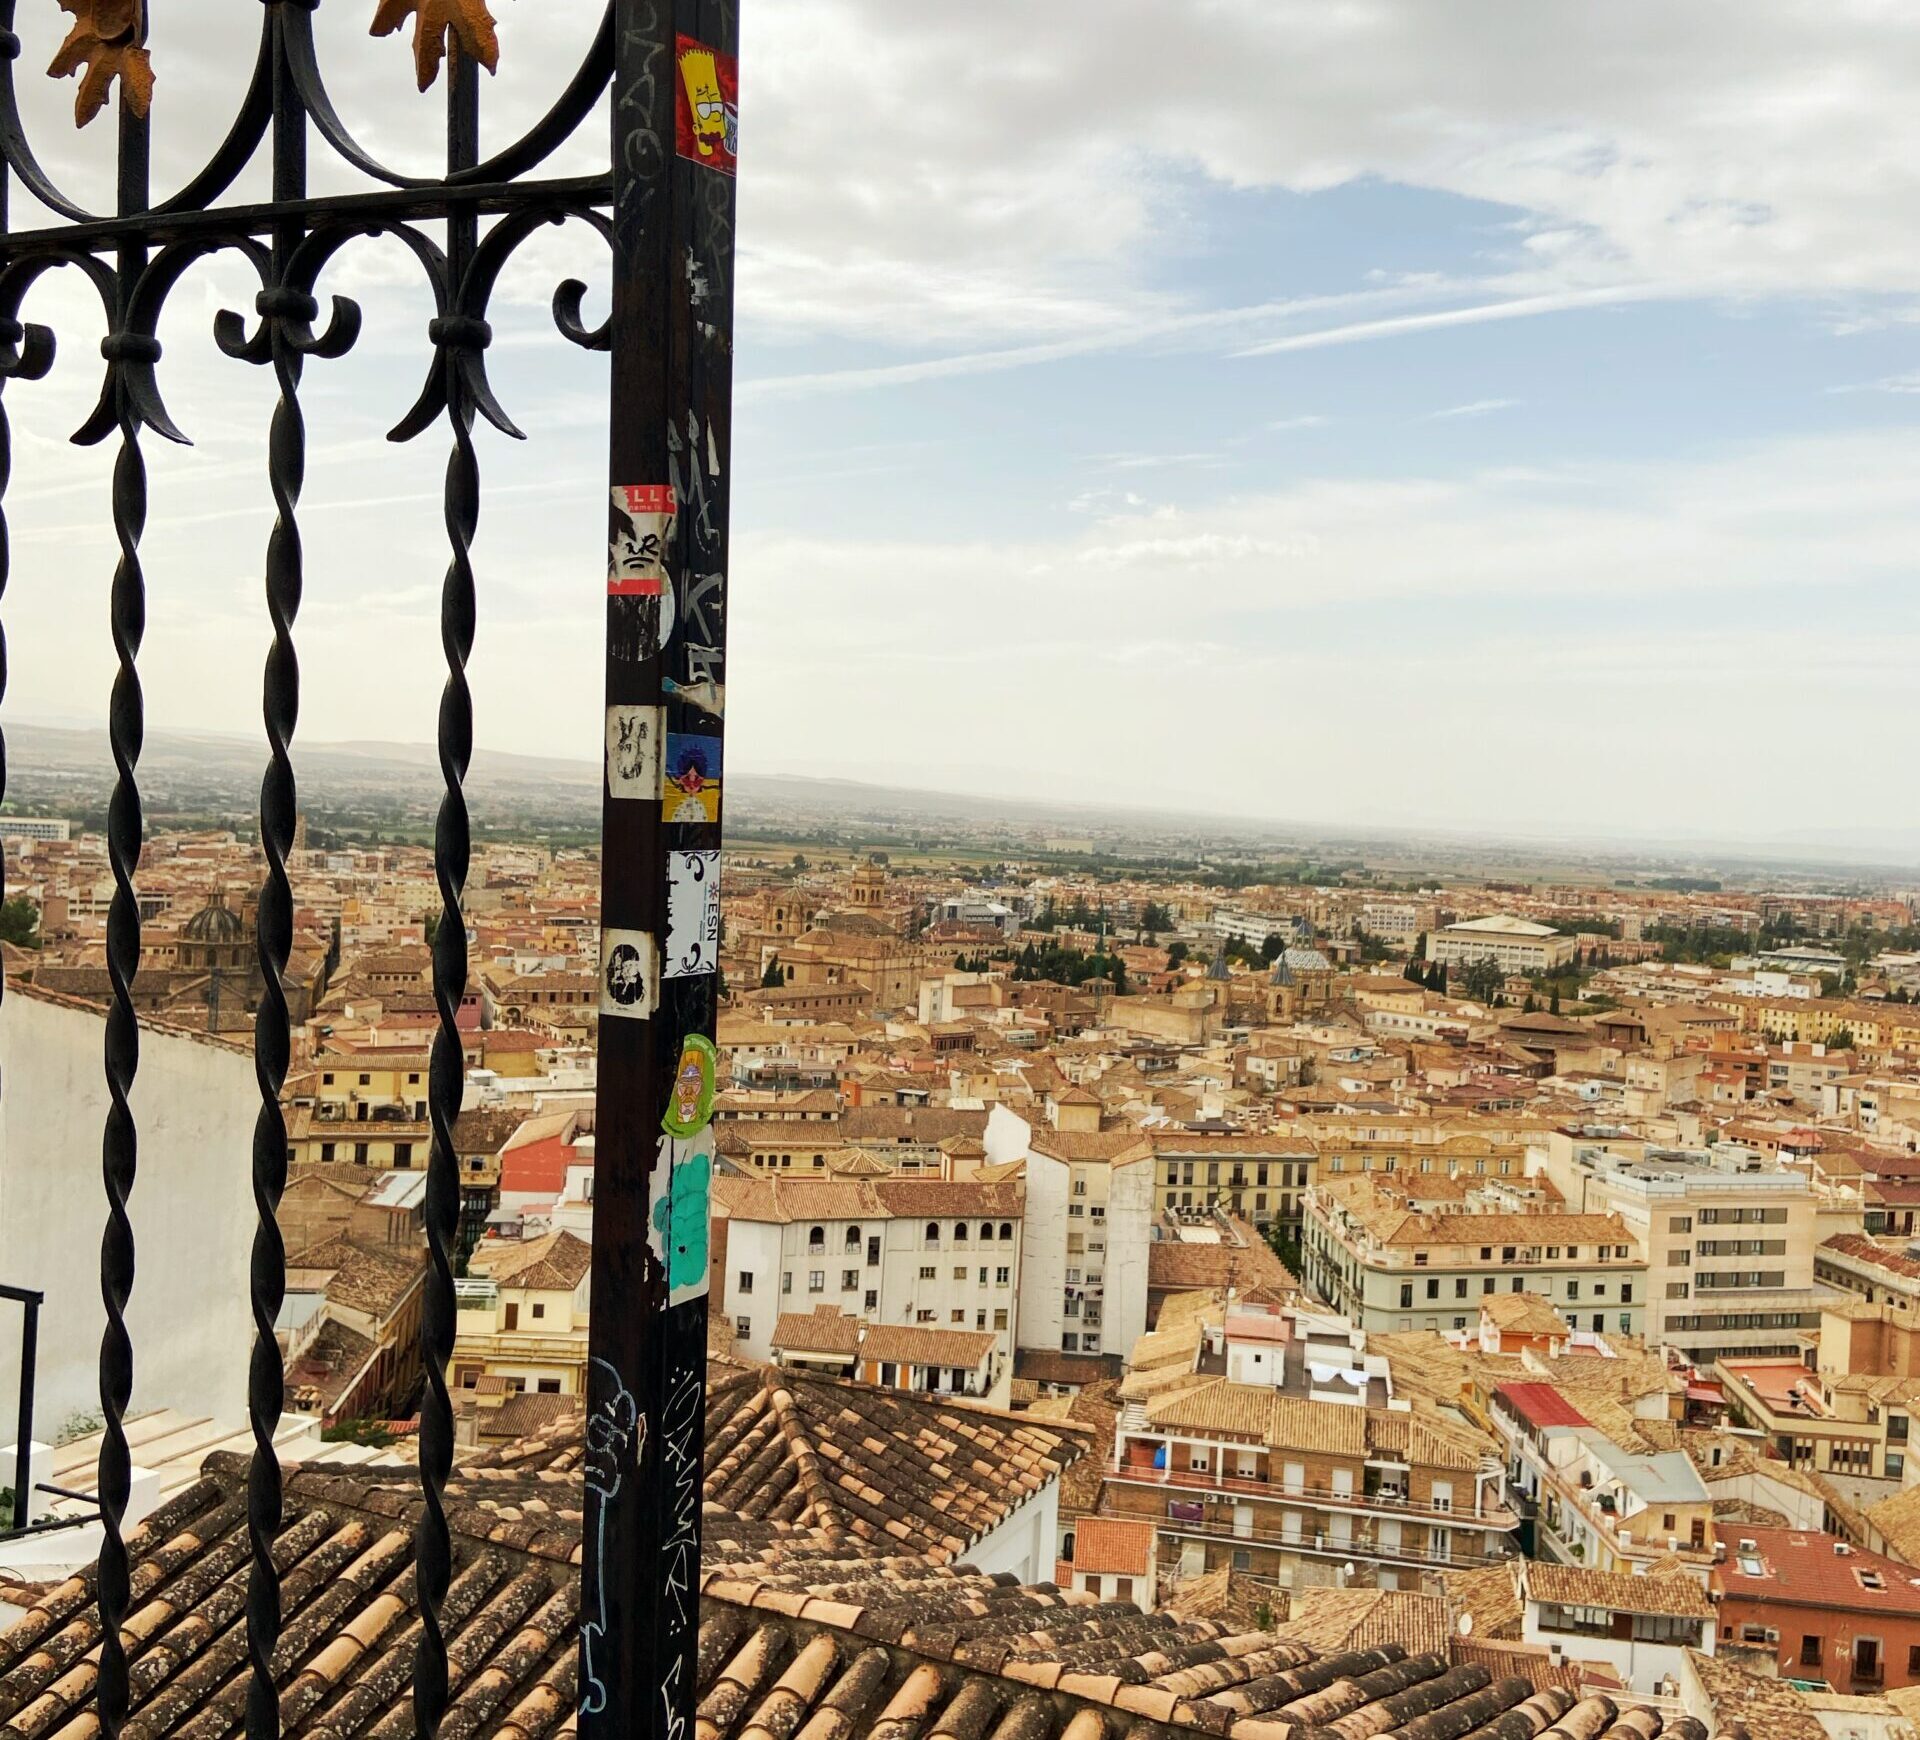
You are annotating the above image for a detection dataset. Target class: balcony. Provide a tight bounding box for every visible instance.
[1105,1460,1518,1530]
[1134,1502,1516,1570]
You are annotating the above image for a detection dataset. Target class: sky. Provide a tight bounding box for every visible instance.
[6,1,1920,844]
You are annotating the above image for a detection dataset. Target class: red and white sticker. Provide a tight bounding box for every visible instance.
[609,483,675,598]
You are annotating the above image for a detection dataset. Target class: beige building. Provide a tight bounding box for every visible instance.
[1302,1172,1645,1337]
[451,1229,593,1397]
[1532,1130,1833,1362]
[1429,916,1577,974]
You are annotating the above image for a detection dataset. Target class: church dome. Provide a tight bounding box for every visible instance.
[182,895,246,944]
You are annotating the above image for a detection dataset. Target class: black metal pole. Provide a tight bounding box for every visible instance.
[580,0,737,1731]
[1,1283,40,1534]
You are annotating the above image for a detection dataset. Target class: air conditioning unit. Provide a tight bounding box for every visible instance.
[1834,1542,1852,1556]
[1739,1538,1757,1552]
[1765,1630,1779,1645]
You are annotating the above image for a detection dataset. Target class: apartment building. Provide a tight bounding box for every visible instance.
[1531,1130,1834,1362]
[1491,1381,1716,1575]
[1102,1307,1518,1592]
[1519,1562,1716,1697]
[985,1105,1153,1361]
[1147,1131,1316,1236]
[1301,1174,1646,1337]
[450,1228,593,1397]
[711,1176,1026,1399]
[1428,916,1578,974]
[1714,1526,1920,1694]
[1716,1357,1918,1479]
[768,1304,1003,1403]
[288,1047,432,1171]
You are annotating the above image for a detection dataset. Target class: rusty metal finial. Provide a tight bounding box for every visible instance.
[48,0,151,128]
[370,0,500,93]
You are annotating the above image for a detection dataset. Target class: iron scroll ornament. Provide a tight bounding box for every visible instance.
[0,4,622,1738]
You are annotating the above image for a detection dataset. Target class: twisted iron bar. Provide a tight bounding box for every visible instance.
[244,291,306,1740]
[415,349,478,1740]
[96,380,148,1740]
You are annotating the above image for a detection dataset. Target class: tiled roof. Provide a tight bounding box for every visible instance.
[470,1229,593,1291]
[859,1324,996,1369]
[1522,1561,1715,1620]
[284,1234,426,1322]
[703,1364,1086,1559]
[1279,1587,1451,1657]
[1068,1518,1154,1577]
[771,1305,864,1355]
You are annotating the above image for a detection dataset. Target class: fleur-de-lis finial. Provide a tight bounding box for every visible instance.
[370,0,500,93]
[48,0,152,127]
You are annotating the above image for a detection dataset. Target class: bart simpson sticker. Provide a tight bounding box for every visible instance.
[675,36,738,175]
[662,1033,718,1137]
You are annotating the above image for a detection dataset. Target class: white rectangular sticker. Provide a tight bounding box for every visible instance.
[599,929,659,1019]
[665,850,720,978]
[605,704,663,800]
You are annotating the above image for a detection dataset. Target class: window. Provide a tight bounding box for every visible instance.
[918,1309,936,1323]
[353,1142,369,1163]
[781,1272,792,1294]
[735,1316,752,1339]
[1455,1279,1468,1298]
[320,1142,335,1163]
[1483,1277,1495,1295]
[808,1270,825,1292]
[1621,1283,1632,1303]
[843,1270,859,1289]
[1566,1281,1579,1301]
[537,1378,561,1395]
[1400,1283,1414,1308]
[738,1272,753,1295]
[1425,1279,1439,1299]
[1891,1414,1910,1444]
[1667,1281,1690,1299]
[392,1141,414,1169]
[1000,1222,1014,1240]
[865,1290,878,1311]
[953,1266,967,1281]
[996,1267,1010,1285]
[950,1310,965,1325]
[808,1225,825,1250]
[926,1222,941,1244]
[979,1267,988,1284]
[919,1266,936,1280]
[1670,1215,1693,1233]
[846,1225,861,1250]
[993,1309,1008,1330]
[531,1302,545,1319]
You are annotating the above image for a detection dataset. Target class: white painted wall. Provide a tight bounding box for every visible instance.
[1019,1148,1068,1352]
[1108,1159,1153,1354]
[0,991,256,1436]
[963,1480,1059,1585]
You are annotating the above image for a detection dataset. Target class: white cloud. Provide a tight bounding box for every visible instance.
[1426,398,1520,420]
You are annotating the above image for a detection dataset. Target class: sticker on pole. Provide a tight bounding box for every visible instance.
[649,1126,714,1305]
[605,704,663,800]
[662,732,722,823]
[608,484,676,664]
[663,1033,719,1137]
[665,849,721,978]
[675,37,738,175]
[598,929,659,1019]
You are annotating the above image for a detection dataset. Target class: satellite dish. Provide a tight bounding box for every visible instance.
[1458,1612,1475,1637]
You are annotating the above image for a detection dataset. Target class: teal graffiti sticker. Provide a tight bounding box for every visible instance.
[650,1131,713,1304]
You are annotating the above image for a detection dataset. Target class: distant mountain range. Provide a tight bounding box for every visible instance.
[4,720,1918,885]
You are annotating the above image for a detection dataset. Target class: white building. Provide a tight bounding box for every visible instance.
[984,1104,1153,1361]
[1429,916,1577,974]
[1520,1560,1715,1696]
[712,1177,1025,1402]
[0,986,257,1437]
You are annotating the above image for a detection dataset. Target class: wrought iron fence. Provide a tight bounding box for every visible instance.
[0,0,736,1735]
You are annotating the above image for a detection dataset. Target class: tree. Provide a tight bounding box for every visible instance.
[1261,933,1285,965]
[1167,940,1188,967]
[422,910,440,947]
[1829,1027,1857,1051]
[791,853,808,872]
[0,896,40,949]
[1459,958,1503,1005]
[761,954,783,988]
[1109,959,1129,996]
[1411,931,1428,961]
[1549,984,1561,1015]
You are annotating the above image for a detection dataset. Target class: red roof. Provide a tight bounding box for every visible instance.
[1717,1527,1920,1616]
[500,1132,584,1196]
[1496,1382,1590,1429]
[1070,1518,1155,1577]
